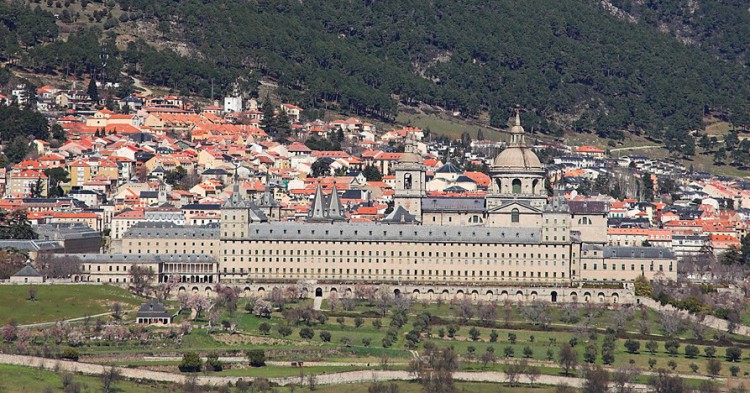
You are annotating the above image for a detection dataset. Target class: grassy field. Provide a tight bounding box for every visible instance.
[396,108,503,142]
[0,285,143,325]
[0,364,177,393]
[0,363,556,393]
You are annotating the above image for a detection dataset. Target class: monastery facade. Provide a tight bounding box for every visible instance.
[77,111,676,302]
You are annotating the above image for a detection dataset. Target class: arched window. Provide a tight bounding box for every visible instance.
[511,208,520,223]
[404,173,412,190]
[512,179,522,194]
[532,179,539,194]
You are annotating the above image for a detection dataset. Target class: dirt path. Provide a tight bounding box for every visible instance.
[0,354,699,389]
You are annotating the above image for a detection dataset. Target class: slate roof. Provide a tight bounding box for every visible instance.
[583,244,675,259]
[247,222,541,244]
[13,263,42,277]
[436,163,462,174]
[124,222,219,239]
[568,201,608,214]
[136,302,171,319]
[421,197,485,213]
[381,206,419,224]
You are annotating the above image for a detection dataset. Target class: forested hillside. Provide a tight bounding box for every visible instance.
[606,0,750,67]
[3,0,750,144]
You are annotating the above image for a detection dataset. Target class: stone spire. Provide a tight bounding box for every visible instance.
[308,184,328,221]
[509,106,526,146]
[328,185,346,221]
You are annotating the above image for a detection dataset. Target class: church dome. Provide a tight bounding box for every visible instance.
[492,147,543,171]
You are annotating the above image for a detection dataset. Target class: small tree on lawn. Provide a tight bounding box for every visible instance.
[179,352,201,372]
[624,339,640,354]
[646,340,659,354]
[258,322,271,335]
[558,343,578,376]
[246,349,266,367]
[469,327,480,341]
[489,330,498,342]
[726,347,742,362]
[320,331,331,342]
[684,345,699,359]
[707,359,721,377]
[354,317,364,328]
[704,346,716,358]
[730,365,740,377]
[299,327,314,340]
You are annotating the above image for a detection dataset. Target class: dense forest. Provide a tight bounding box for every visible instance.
[113,0,750,137]
[607,0,750,67]
[3,0,750,142]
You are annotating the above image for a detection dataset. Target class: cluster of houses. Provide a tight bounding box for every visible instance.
[0,87,748,272]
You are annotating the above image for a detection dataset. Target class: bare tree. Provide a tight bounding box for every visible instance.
[521,300,552,328]
[659,310,686,337]
[154,275,180,303]
[411,347,459,393]
[454,297,474,323]
[582,365,610,393]
[328,291,340,310]
[354,283,376,301]
[612,366,640,393]
[101,366,121,393]
[504,360,526,387]
[558,343,578,376]
[269,287,286,308]
[477,301,498,326]
[36,254,81,279]
[128,265,155,296]
[525,363,541,387]
[375,287,393,316]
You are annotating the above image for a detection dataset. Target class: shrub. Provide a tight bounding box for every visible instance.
[362,338,371,347]
[179,352,201,372]
[684,345,699,359]
[469,327,480,341]
[205,352,223,372]
[354,317,364,328]
[61,347,79,362]
[319,331,331,342]
[664,340,680,356]
[258,322,271,335]
[246,349,266,367]
[508,333,517,344]
[489,330,498,342]
[299,327,315,340]
[726,347,742,362]
[624,339,640,354]
[730,366,740,377]
[277,326,292,337]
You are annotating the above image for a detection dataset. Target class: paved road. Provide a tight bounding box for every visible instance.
[609,146,662,153]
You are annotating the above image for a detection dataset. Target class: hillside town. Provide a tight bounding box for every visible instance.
[0,86,747,276]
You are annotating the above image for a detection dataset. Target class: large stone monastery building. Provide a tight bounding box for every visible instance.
[78,111,676,300]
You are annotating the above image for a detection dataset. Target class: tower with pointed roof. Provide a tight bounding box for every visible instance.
[486,107,547,227]
[221,168,267,239]
[307,184,347,223]
[393,132,426,221]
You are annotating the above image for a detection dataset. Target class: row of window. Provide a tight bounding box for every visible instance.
[222,257,567,267]
[224,248,568,259]
[220,266,566,279]
[582,262,673,272]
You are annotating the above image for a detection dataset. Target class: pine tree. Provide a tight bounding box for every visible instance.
[87,78,99,103]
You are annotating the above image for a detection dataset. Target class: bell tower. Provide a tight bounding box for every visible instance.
[393,132,426,221]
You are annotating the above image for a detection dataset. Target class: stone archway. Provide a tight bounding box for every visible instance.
[394,288,402,297]
[485,290,494,301]
[530,291,538,301]
[427,289,435,300]
[515,290,524,302]
[471,290,479,301]
[244,287,252,297]
[315,288,323,297]
[570,291,578,302]
[413,289,421,299]
[612,293,619,304]
[191,286,199,293]
[598,292,606,303]
[500,290,509,301]
[583,292,591,303]
[551,291,558,303]
[257,287,266,298]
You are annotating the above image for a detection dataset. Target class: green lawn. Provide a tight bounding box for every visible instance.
[0,364,176,393]
[396,109,503,142]
[0,285,143,325]
[216,365,368,378]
